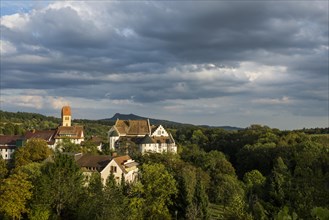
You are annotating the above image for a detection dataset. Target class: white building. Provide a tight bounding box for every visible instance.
[76,154,139,185]
[0,135,22,160]
[108,119,177,154]
[25,130,57,149]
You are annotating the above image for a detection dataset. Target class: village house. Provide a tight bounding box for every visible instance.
[0,135,23,160]
[25,129,57,149]
[76,154,139,185]
[108,119,177,154]
[0,106,84,159]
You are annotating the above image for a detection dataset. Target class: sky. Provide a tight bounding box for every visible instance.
[0,1,328,130]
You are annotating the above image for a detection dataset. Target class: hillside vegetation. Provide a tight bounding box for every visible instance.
[0,110,328,219]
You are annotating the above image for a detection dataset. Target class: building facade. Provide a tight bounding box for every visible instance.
[0,106,84,159]
[0,135,23,160]
[76,154,138,185]
[108,119,177,154]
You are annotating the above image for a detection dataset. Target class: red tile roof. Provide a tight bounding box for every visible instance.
[0,135,22,150]
[0,135,22,146]
[113,155,132,174]
[25,130,56,142]
[76,154,111,172]
[61,106,71,116]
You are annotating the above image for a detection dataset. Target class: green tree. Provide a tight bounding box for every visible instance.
[243,170,267,219]
[28,205,50,220]
[128,182,145,220]
[34,153,83,218]
[3,123,15,135]
[0,172,33,220]
[311,207,329,220]
[14,138,52,167]
[137,163,178,219]
[81,140,99,155]
[76,173,103,220]
[274,206,298,220]
[269,157,291,209]
[192,171,209,220]
[56,138,81,153]
[191,129,209,148]
[0,156,8,180]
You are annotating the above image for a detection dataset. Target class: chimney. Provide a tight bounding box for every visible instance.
[112,152,117,157]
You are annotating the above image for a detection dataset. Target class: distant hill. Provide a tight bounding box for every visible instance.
[104,113,193,128]
[103,113,243,130]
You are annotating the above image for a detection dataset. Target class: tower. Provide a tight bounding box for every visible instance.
[61,106,71,127]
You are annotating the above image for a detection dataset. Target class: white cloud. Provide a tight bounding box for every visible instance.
[1,13,29,29]
[0,40,16,55]
[48,97,70,109]
[253,96,293,105]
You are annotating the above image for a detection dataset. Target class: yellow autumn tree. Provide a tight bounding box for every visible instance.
[0,172,33,219]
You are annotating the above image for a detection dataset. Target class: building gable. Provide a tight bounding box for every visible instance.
[151,125,169,137]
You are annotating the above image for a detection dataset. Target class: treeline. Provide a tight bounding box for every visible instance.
[171,125,329,219]
[1,110,329,219]
[0,111,111,139]
[1,125,328,219]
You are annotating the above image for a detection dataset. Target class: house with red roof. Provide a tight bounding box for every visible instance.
[0,135,23,160]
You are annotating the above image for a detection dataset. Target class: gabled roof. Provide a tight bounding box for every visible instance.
[108,127,119,137]
[25,130,56,142]
[76,154,111,172]
[113,155,133,174]
[89,136,103,144]
[151,125,159,134]
[55,126,84,139]
[0,135,22,148]
[139,135,156,144]
[114,119,150,136]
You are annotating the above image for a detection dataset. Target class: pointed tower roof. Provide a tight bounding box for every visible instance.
[61,106,71,116]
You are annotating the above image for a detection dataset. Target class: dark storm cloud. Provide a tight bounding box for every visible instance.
[1,1,328,125]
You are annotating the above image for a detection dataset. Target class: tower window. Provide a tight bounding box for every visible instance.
[65,117,69,120]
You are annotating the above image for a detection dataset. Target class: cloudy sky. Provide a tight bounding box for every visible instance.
[1,1,328,129]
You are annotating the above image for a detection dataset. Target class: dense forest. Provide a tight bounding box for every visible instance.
[0,110,328,219]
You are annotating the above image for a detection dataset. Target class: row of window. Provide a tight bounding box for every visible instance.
[1,153,13,158]
[1,149,14,152]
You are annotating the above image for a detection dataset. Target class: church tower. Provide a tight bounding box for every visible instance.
[61,106,71,127]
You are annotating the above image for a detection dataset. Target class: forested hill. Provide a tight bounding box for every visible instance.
[1,110,329,219]
[1,110,328,136]
[104,113,193,128]
[104,113,243,130]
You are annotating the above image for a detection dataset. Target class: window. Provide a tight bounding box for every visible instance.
[65,117,69,120]
[111,166,117,173]
[158,130,161,135]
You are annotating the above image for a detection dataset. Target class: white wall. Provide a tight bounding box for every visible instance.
[0,148,15,160]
